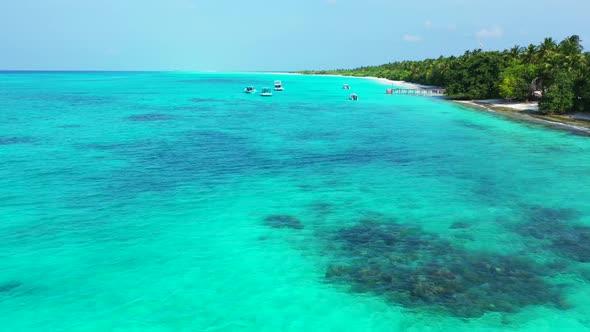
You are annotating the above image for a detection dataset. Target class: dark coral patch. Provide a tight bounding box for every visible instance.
[324,220,562,318]
[549,226,590,262]
[450,221,471,229]
[0,136,35,145]
[518,206,580,240]
[97,130,265,197]
[516,206,590,262]
[309,202,334,216]
[189,98,222,103]
[31,93,115,106]
[263,215,304,230]
[0,281,22,293]
[454,119,490,131]
[126,113,175,122]
[454,233,475,241]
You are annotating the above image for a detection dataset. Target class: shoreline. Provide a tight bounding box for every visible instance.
[454,100,590,136]
[295,72,438,89]
[296,73,590,135]
[362,75,590,135]
[362,76,438,90]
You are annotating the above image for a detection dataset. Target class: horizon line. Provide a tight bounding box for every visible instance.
[0,70,303,73]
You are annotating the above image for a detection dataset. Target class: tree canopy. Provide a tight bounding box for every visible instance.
[300,36,589,114]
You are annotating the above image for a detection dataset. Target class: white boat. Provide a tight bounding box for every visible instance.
[343,84,350,90]
[261,87,273,97]
[349,93,358,101]
[273,80,284,91]
[244,86,257,94]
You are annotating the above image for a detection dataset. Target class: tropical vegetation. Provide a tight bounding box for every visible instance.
[301,36,590,114]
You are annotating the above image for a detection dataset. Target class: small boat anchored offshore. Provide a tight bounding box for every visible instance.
[244,86,257,94]
[261,87,273,97]
[343,84,350,90]
[274,80,284,91]
[349,93,358,101]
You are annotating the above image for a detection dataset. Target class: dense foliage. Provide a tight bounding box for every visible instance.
[301,36,590,114]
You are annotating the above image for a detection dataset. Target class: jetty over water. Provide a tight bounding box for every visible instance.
[388,88,446,96]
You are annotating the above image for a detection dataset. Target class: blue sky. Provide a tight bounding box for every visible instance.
[1,0,589,71]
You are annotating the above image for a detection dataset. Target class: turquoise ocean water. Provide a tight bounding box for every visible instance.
[1,72,590,331]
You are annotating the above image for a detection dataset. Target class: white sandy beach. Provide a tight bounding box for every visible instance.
[363,76,438,90]
[474,99,539,112]
[294,73,438,90]
[455,100,590,134]
[454,100,540,114]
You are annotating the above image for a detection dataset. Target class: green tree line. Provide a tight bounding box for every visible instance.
[300,36,590,114]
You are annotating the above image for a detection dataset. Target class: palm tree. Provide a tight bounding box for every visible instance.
[509,45,524,59]
[557,35,585,72]
[535,38,559,85]
[559,35,583,56]
[523,44,538,63]
[538,37,557,62]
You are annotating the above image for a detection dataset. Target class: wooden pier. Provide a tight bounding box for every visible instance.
[386,88,446,96]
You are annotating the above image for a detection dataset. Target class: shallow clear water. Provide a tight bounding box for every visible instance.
[1,72,590,331]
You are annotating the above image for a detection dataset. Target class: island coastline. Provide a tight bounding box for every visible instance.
[293,72,590,135]
[365,76,590,135]
[454,100,590,135]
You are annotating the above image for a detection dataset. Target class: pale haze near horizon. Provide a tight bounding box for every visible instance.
[1,0,589,71]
